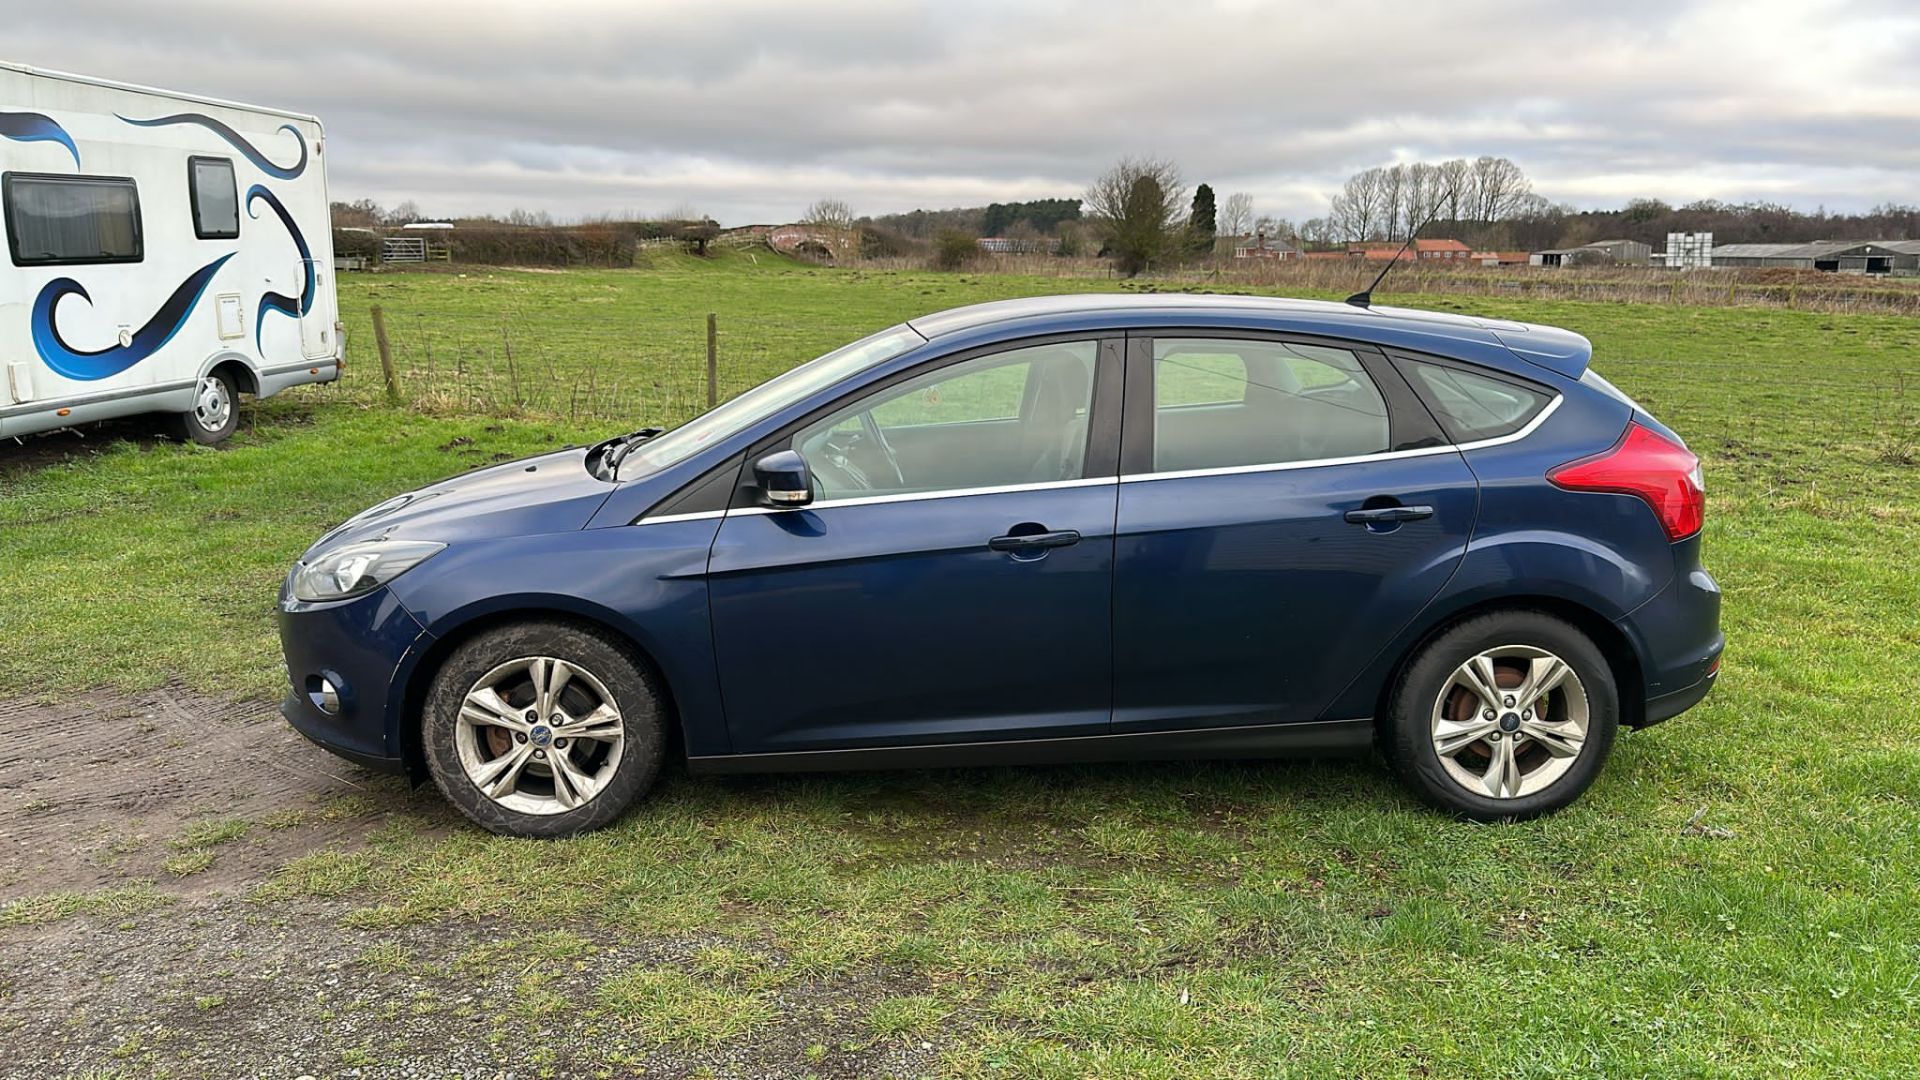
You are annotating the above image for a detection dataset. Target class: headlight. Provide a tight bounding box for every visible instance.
[291,539,445,602]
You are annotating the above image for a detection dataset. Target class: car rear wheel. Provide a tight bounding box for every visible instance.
[422,620,665,837]
[1383,610,1618,821]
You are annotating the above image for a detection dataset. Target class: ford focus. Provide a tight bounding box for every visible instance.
[278,294,1721,837]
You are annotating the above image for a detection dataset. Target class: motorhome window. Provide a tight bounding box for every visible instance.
[4,174,143,266]
[189,157,239,240]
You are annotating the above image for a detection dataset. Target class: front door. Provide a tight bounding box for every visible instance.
[707,337,1120,753]
[1112,333,1479,732]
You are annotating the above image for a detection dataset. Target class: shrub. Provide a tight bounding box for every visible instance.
[933,229,978,270]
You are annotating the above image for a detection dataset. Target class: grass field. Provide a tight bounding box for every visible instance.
[3,256,1919,1076]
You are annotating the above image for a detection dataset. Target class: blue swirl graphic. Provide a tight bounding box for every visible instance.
[116,112,306,179]
[246,184,314,352]
[32,255,235,381]
[0,111,80,168]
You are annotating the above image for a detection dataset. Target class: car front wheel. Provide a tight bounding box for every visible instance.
[1383,610,1619,821]
[422,620,665,837]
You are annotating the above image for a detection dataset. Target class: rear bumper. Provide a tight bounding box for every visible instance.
[1617,544,1723,728]
[1641,660,1720,727]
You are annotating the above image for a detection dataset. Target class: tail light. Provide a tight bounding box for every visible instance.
[1549,422,1704,541]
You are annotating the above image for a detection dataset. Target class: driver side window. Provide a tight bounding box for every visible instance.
[794,340,1099,503]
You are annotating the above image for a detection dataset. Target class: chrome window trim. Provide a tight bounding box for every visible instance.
[724,475,1119,518]
[1121,394,1563,485]
[636,509,729,526]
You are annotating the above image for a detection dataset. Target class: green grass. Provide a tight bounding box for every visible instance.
[3,259,1919,1075]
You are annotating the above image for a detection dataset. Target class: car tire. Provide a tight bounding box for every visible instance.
[422,620,666,838]
[1383,610,1619,821]
[170,371,239,445]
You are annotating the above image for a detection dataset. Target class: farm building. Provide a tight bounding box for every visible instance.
[1708,241,1920,274]
[1471,250,1531,267]
[1531,239,1651,268]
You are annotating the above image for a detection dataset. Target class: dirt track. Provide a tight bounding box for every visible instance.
[0,687,423,901]
[0,690,939,1079]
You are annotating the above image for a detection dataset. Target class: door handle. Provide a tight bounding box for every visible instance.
[988,529,1081,552]
[1344,505,1435,524]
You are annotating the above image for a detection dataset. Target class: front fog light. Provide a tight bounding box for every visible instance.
[307,674,343,714]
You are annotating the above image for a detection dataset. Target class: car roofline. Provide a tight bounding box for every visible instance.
[904,293,1591,381]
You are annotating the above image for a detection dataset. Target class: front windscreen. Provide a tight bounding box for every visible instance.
[615,324,925,479]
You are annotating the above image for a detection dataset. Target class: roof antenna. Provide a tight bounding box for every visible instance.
[1345,215,1433,308]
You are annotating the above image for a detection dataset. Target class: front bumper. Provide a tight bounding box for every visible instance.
[276,584,432,773]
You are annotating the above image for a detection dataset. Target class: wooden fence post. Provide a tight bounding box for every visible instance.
[370,305,401,404]
[706,312,718,409]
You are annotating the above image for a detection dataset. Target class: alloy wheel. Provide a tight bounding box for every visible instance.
[454,656,626,815]
[1430,644,1590,800]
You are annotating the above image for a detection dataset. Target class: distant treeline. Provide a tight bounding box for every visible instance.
[1544,199,1920,248]
[863,198,1082,240]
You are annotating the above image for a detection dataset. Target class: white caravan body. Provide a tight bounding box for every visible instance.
[0,63,340,440]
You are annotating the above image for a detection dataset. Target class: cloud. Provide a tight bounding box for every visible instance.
[7,0,1917,223]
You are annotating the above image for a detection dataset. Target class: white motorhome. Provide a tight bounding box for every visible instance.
[1,63,340,444]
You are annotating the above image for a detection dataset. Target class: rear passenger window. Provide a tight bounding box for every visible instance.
[189,157,238,240]
[1152,338,1389,472]
[1402,360,1550,442]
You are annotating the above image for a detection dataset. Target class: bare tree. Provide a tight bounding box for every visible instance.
[1470,156,1532,223]
[1435,158,1472,223]
[1084,156,1187,276]
[1327,155,1536,243]
[1379,164,1407,241]
[1218,192,1255,238]
[1330,167,1385,241]
[801,198,855,231]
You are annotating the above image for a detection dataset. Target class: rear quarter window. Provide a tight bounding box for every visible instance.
[1401,359,1551,443]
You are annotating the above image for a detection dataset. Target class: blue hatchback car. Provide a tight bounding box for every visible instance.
[279,295,1721,836]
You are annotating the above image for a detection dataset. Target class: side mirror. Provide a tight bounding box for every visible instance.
[753,450,813,508]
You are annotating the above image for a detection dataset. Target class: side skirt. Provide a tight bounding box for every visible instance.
[686,718,1374,775]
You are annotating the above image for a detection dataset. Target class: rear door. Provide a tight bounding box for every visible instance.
[707,336,1123,754]
[1111,331,1478,732]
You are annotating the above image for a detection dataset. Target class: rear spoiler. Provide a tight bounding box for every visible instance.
[1490,326,1592,381]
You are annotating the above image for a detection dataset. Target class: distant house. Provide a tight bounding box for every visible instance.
[1357,247,1415,263]
[1531,239,1652,268]
[1470,250,1531,267]
[1413,238,1472,261]
[1231,230,1298,259]
[1336,238,1470,261]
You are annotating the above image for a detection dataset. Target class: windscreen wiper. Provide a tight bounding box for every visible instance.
[600,427,665,478]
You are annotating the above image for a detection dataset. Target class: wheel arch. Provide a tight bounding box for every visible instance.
[393,603,688,779]
[200,351,261,396]
[1368,594,1647,735]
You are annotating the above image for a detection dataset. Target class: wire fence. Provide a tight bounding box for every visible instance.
[330,275,1920,473]
[342,305,798,430]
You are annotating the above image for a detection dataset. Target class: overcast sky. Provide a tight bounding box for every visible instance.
[10,0,1919,225]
